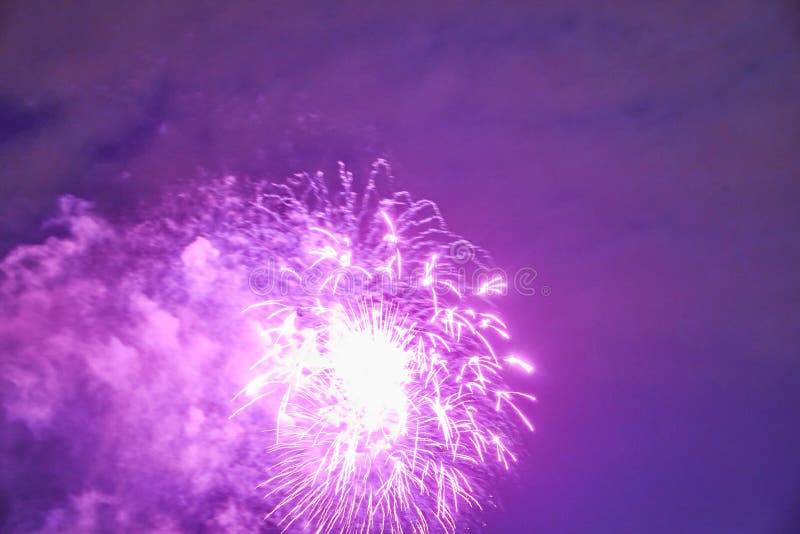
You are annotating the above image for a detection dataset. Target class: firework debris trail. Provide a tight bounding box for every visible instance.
[0,160,534,533]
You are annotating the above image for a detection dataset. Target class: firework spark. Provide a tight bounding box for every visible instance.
[234,161,535,533]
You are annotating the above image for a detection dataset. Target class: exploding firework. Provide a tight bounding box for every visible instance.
[233,161,535,533]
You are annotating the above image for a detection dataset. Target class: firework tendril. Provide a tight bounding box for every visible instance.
[233,161,535,533]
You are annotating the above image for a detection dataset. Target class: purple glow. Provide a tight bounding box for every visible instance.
[4,3,798,531]
[234,165,534,532]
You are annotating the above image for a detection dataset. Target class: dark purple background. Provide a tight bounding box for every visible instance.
[2,1,799,532]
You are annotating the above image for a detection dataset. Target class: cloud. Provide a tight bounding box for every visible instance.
[0,194,269,532]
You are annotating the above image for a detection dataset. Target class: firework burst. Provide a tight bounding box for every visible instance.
[234,161,535,533]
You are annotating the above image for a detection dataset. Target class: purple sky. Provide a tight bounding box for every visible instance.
[1,1,799,532]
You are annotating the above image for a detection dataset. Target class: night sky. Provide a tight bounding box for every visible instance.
[2,1,800,533]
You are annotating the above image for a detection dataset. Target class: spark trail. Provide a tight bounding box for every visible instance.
[234,161,535,533]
